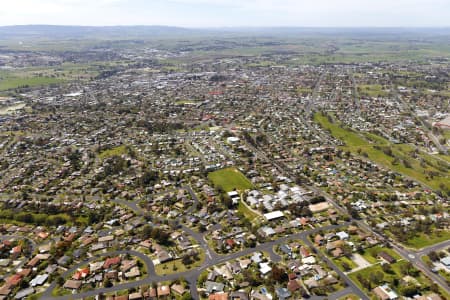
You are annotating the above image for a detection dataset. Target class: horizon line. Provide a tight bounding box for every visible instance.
[1,24,450,29]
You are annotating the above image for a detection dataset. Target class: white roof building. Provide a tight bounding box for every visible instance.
[264,211,284,221]
[30,274,48,287]
[259,262,272,275]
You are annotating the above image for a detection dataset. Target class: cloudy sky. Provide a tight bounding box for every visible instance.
[0,0,449,27]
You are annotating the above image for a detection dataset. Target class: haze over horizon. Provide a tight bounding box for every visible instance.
[0,0,449,28]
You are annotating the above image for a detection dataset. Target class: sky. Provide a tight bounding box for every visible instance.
[0,0,449,27]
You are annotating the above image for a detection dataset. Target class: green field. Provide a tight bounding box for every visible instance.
[98,145,129,159]
[350,259,450,299]
[360,246,401,264]
[0,76,63,91]
[404,231,450,249]
[314,113,449,191]
[238,200,261,223]
[338,294,360,300]
[333,256,358,271]
[358,84,389,97]
[175,99,199,105]
[208,167,253,192]
[155,251,205,275]
[349,261,414,295]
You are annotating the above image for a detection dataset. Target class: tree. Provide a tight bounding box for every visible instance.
[428,251,439,262]
[271,265,288,283]
[56,276,64,286]
[369,271,384,285]
[399,284,417,297]
[430,283,439,293]
[103,278,113,288]
[341,261,352,271]
[399,261,416,276]
[141,224,153,239]
[181,294,193,300]
[181,254,193,265]
[342,244,353,258]
[381,263,392,274]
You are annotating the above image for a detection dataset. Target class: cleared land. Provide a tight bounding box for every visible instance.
[208,167,253,192]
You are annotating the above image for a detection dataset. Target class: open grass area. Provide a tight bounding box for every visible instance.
[333,256,358,271]
[52,286,71,297]
[438,269,450,285]
[297,87,313,95]
[338,294,360,300]
[348,262,404,294]
[437,154,450,163]
[208,167,253,192]
[349,259,450,299]
[358,84,389,97]
[404,230,450,249]
[422,255,432,266]
[27,292,43,300]
[0,76,64,91]
[238,200,261,223]
[155,251,205,276]
[98,145,129,159]
[314,113,449,191]
[360,246,401,264]
[175,99,199,105]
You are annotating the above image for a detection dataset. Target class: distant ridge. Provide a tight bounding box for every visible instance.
[0,25,195,40]
[0,25,448,41]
